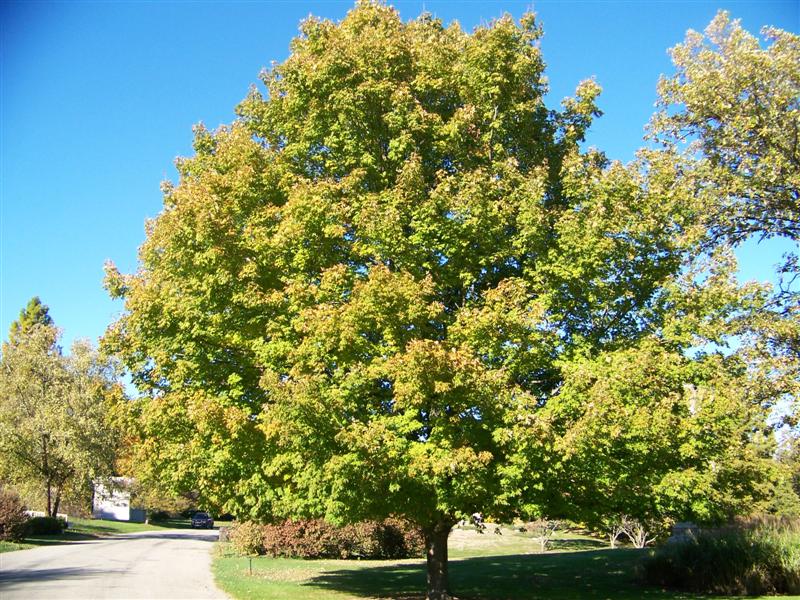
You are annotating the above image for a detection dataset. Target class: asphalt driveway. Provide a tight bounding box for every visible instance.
[0,528,227,599]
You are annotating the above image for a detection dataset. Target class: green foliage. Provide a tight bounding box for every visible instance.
[0,486,28,541]
[769,437,800,517]
[643,517,800,595]
[652,13,800,404]
[0,318,123,517]
[104,0,703,524]
[531,337,775,528]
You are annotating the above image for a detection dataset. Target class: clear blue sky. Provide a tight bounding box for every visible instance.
[1,0,798,350]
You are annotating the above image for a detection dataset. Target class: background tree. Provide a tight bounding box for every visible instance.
[652,11,800,498]
[9,297,54,344]
[0,316,123,517]
[651,11,800,245]
[105,4,788,598]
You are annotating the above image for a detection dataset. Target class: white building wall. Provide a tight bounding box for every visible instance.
[92,479,132,521]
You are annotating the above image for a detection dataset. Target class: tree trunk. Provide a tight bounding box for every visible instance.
[43,433,52,516]
[52,486,62,518]
[424,522,452,600]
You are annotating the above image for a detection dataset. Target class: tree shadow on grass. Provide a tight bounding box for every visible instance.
[303,549,699,600]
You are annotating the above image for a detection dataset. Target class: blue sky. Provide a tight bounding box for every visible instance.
[1,0,798,350]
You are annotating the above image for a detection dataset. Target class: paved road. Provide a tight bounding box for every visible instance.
[0,529,227,599]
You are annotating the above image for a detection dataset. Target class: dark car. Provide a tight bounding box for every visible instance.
[191,512,214,529]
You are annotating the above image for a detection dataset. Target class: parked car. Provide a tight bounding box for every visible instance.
[191,512,214,529]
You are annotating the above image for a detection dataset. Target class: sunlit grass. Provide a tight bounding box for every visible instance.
[0,540,34,553]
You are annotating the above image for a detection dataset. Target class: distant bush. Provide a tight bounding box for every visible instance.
[26,516,66,535]
[643,516,800,595]
[148,510,171,522]
[0,487,28,541]
[228,518,424,559]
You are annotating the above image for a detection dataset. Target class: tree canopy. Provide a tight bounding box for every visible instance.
[104,4,795,598]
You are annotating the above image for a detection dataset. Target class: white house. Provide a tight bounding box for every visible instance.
[92,477,146,522]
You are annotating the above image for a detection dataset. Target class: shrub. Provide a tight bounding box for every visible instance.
[26,516,66,535]
[371,517,426,559]
[0,487,28,541]
[643,516,800,595]
[262,519,340,558]
[148,510,171,522]
[227,518,424,559]
[228,520,266,555]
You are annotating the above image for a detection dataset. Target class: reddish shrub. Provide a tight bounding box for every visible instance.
[228,517,424,559]
[0,486,28,542]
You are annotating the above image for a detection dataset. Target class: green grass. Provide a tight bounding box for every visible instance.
[212,527,800,599]
[69,516,162,535]
[0,540,35,552]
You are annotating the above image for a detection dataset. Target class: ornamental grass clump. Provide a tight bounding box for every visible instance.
[643,516,800,595]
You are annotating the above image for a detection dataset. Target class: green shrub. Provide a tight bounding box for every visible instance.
[0,486,28,541]
[643,516,800,595]
[148,510,171,522]
[227,518,424,559]
[26,516,66,535]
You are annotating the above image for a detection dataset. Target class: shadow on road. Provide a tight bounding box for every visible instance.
[114,532,218,543]
[0,566,123,585]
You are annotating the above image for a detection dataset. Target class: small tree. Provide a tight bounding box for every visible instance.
[620,515,658,549]
[603,515,627,549]
[0,320,123,517]
[527,519,560,553]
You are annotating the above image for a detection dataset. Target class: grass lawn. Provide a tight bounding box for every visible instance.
[0,516,231,553]
[0,540,35,552]
[212,526,800,600]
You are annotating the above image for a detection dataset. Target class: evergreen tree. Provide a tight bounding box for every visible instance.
[9,297,54,344]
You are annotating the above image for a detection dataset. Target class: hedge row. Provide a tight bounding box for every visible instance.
[26,516,66,535]
[228,518,425,559]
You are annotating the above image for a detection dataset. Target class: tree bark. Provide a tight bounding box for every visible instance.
[424,522,452,600]
[52,485,62,518]
[43,433,52,516]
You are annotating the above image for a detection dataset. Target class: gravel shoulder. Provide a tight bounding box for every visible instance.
[0,528,227,599]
